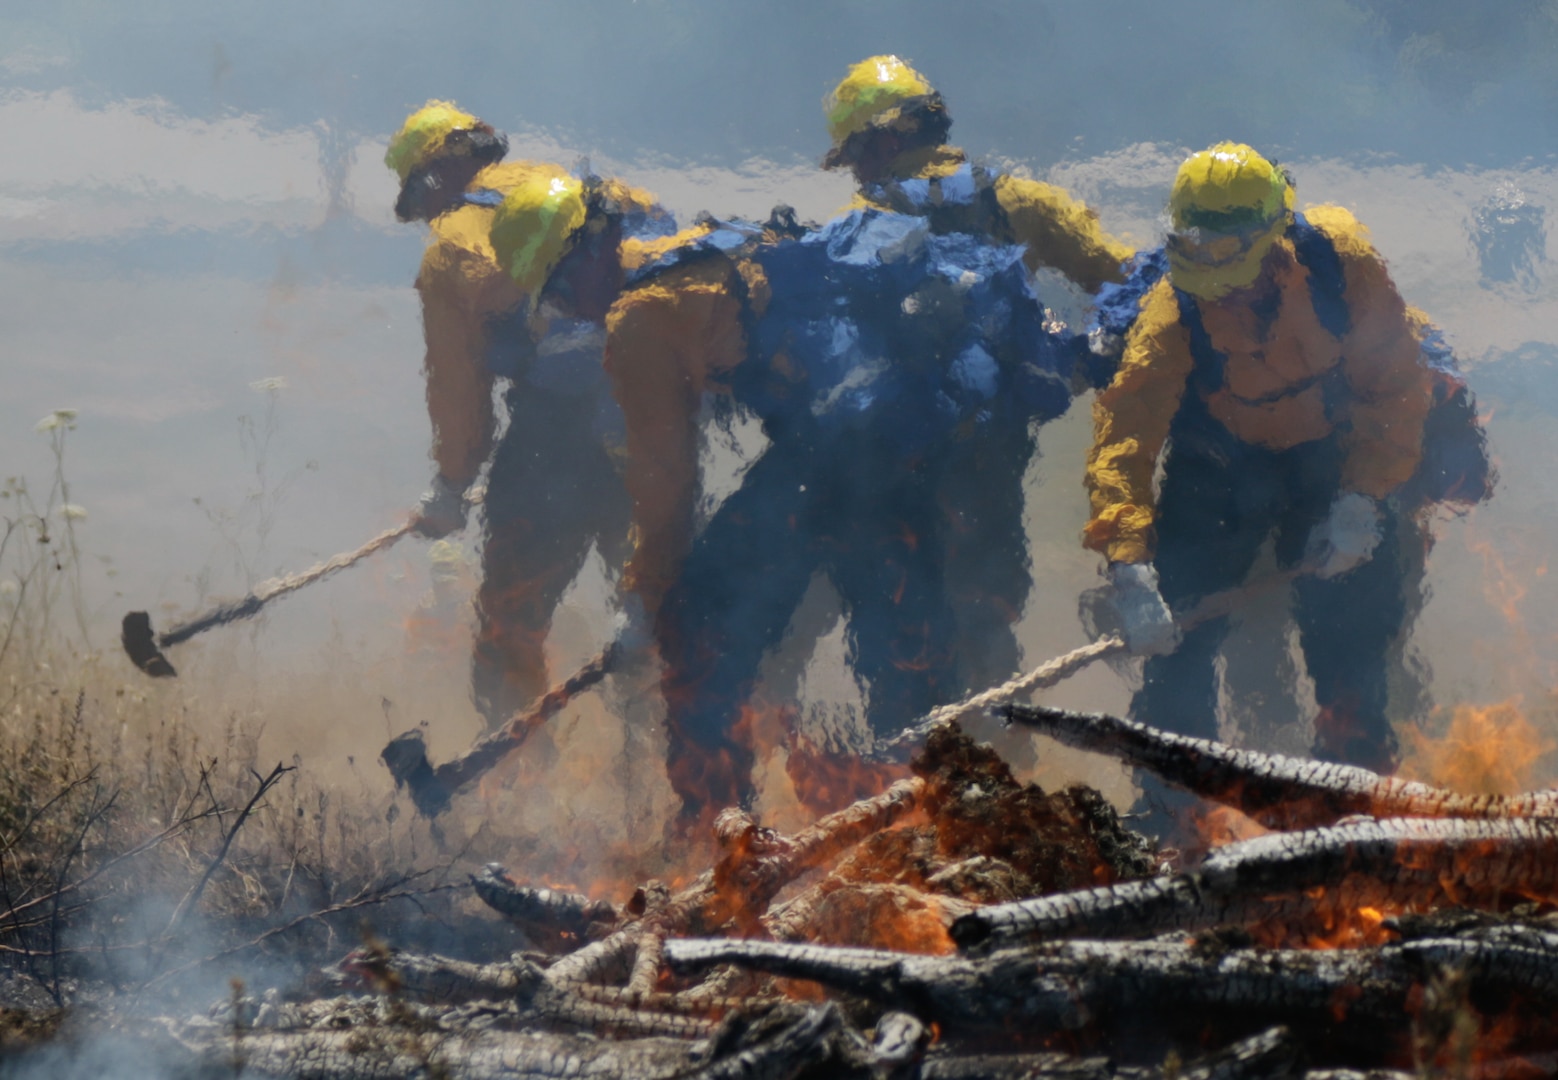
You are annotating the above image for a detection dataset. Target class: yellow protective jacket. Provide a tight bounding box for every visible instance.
[851,145,1133,293]
[604,224,767,613]
[415,161,662,489]
[1083,205,1436,565]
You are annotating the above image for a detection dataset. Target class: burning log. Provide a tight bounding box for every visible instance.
[950,816,1558,951]
[1007,704,1558,830]
[550,777,930,982]
[527,776,931,1021]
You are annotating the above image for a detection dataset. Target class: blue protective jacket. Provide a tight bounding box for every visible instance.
[734,206,1076,459]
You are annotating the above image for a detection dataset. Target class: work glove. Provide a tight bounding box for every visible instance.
[608,589,662,689]
[412,474,471,539]
[1305,492,1384,580]
[1105,562,1181,657]
[613,591,654,655]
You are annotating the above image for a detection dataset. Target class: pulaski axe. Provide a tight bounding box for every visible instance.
[122,489,486,677]
[377,556,1328,818]
[381,638,625,818]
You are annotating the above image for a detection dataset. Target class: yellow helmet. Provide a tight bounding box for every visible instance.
[824,55,936,146]
[1166,142,1295,300]
[385,100,481,182]
[488,174,588,296]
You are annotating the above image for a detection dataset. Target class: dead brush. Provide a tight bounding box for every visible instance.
[0,663,463,1004]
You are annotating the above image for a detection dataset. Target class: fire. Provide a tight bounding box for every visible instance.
[1468,531,1542,634]
[1191,804,1270,849]
[784,733,909,819]
[1238,885,1395,951]
[805,883,955,955]
[1462,522,1558,694]
[1400,699,1555,796]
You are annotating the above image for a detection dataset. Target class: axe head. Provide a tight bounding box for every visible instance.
[381,727,454,818]
[122,611,177,677]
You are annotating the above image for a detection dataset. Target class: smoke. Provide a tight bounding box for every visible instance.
[0,7,1557,1039]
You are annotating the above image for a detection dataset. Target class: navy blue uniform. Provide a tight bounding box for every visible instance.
[656,207,1077,821]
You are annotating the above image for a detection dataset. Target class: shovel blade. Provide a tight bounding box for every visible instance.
[122,611,177,677]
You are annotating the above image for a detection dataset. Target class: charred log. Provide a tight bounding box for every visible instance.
[151,999,803,1080]
[470,864,617,949]
[324,951,718,1039]
[951,816,1558,950]
[116,999,953,1080]
[666,926,1558,1051]
[1007,705,1558,831]
[913,1026,1298,1079]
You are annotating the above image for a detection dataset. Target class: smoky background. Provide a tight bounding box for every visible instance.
[1,0,1557,883]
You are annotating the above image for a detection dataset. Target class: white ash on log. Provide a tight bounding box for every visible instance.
[952,816,1558,950]
[665,923,1558,1052]
[150,996,848,1080]
[1006,705,1558,830]
[469,865,618,949]
[323,948,721,1038]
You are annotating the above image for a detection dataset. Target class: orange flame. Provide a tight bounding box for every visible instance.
[1400,699,1555,796]
[785,734,909,819]
[1190,804,1270,849]
[806,884,955,956]
[1468,533,1543,633]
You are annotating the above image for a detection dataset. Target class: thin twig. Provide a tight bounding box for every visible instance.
[141,876,465,990]
[46,783,117,1004]
[164,762,293,936]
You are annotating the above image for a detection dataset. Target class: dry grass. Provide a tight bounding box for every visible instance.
[0,651,473,1005]
[0,423,475,1008]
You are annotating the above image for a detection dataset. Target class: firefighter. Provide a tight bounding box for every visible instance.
[1085,142,1491,792]
[604,205,1079,829]
[823,55,1134,694]
[604,58,1138,829]
[388,100,671,728]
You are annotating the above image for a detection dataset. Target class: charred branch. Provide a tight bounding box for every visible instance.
[545,777,930,994]
[325,949,718,1039]
[470,864,618,949]
[1007,705,1558,830]
[666,926,1558,1048]
[951,816,1558,950]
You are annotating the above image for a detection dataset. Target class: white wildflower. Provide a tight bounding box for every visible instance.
[249,376,290,393]
[57,504,88,521]
[34,407,77,431]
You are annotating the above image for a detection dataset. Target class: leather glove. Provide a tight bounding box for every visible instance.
[1305,492,1383,580]
[413,474,471,539]
[1106,562,1181,657]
